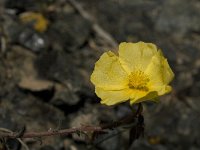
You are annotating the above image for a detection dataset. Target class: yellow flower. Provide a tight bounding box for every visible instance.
[20,12,49,32]
[90,42,174,105]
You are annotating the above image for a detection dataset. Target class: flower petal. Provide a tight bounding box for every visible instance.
[95,87,131,105]
[150,85,172,96]
[119,42,157,73]
[91,51,129,90]
[145,50,174,95]
[129,90,158,105]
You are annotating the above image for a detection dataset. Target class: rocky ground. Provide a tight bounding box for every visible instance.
[0,0,200,150]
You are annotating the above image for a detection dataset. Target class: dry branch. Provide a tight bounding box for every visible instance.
[68,0,118,48]
[0,104,142,139]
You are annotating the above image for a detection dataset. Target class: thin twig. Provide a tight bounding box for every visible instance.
[0,128,29,150]
[0,104,142,139]
[17,138,30,150]
[68,0,118,48]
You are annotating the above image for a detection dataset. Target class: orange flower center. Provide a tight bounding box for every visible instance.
[128,70,149,91]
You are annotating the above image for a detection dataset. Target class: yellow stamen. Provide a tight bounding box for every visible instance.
[128,70,149,91]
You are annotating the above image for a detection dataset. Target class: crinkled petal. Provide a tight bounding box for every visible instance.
[145,50,174,95]
[95,87,131,105]
[129,90,158,105]
[150,85,172,96]
[119,42,157,73]
[91,51,129,90]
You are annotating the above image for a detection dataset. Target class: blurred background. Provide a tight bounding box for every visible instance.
[0,0,200,149]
